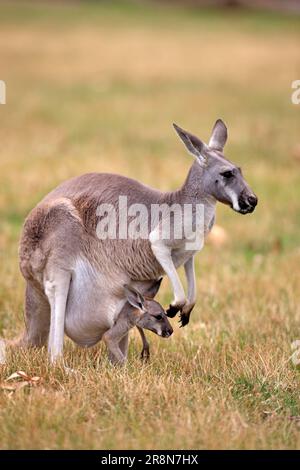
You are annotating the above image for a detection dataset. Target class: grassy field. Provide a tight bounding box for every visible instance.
[0,0,300,450]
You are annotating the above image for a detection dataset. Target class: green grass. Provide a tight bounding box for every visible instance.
[0,0,300,450]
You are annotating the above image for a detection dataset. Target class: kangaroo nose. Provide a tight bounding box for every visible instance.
[164,327,173,338]
[248,195,257,207]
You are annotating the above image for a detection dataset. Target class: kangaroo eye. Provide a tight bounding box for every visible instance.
[156,315,163,321]
[221,170,234,178]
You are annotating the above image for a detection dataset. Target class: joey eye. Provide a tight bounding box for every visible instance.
[156,315,163,321]
[221,170,234,179]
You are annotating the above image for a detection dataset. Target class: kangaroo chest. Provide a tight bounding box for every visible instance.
[170,203,216,268]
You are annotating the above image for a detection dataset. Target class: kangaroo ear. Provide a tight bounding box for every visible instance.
[208,119,228,151]
[173,123,207,166]
[124,284,145,311]
[144,277,163,299]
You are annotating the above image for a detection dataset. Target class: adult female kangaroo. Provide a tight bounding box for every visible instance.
[17,119,257,362]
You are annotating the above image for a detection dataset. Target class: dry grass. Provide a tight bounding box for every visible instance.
[0,0,300,449]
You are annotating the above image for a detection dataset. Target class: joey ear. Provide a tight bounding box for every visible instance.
[123,284,145,311]
[173,123,207,166]
[144,277,163,299]
[208,119,228,151]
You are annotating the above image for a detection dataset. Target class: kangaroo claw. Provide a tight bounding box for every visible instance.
[166,304,180,318]
[179,312,190,327]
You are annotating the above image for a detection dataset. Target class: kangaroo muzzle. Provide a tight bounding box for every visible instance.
[238,191,258,214]
[162,326,173,338]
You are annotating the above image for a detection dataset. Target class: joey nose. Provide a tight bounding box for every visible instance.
[164,327,173,338]
[248,195,257,207]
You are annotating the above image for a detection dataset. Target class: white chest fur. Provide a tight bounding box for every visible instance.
[172,201,215,267]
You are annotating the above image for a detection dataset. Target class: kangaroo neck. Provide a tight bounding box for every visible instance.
[179,160,216,205]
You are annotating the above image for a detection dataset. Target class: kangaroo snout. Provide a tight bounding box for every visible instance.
[162,326,173,338]
[238,191,258,214]
[161,312,173,338]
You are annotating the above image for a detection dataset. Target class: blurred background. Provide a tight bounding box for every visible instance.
[0,0,300,450]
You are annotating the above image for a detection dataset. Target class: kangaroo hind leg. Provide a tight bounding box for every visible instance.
[44,268,71,363]
[9,282,50,349]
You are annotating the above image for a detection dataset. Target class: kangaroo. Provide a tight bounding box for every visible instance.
[16,119,257,363]
[104,284,173,365]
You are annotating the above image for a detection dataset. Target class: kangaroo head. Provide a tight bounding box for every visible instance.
[173,120,258,214]
[124,285,173,338]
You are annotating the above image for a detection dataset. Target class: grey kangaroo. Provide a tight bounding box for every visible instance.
[15,119,257,363]
[104,283,172,365]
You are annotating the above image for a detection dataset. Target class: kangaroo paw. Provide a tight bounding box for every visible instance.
[166,304,180,318]
[179,311,191,327]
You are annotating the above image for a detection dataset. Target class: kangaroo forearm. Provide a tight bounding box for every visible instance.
[184,256,196,305]
[150,241,186,307]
